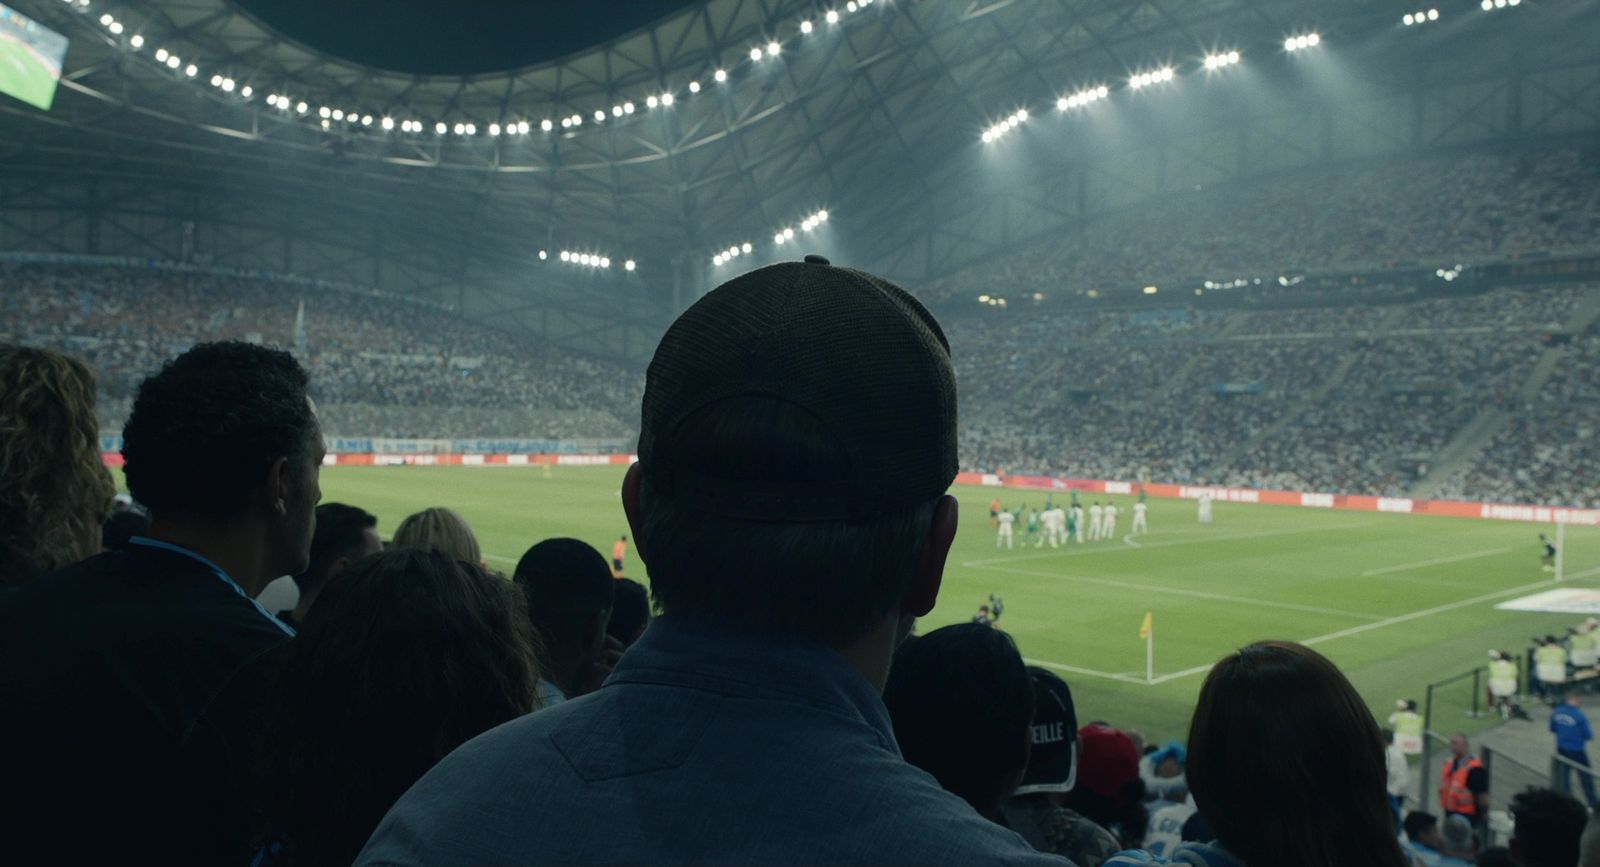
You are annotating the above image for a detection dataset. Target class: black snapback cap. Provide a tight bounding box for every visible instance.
[1014,666,1080,795]
[638,256,957,522]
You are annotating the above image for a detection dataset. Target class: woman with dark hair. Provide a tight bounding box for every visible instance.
[1105,641,1411,867]
[256,549,540,867]
[0,345,115,598]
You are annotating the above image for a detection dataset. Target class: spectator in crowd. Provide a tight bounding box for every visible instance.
[1404,811,1472,867]
[1142,747,1197,859]
[1002,666,1125,866]
[1141,741,1188,806]
[511,537,619,707]
[101,507,151,550]
[1552,695,1600,808]
[606,576,652,648]
[392,506,481,566]
[358,261,1060,864]
[277,502,381,630]
[0,345,115,600]
[255,550,540,867]
[1443,733,1491,832]
[882,624,1034,822]
[1068,724,1149,850]
[1107,641,1410,867]
[1507,788,1587,867]
[1444,814,1480,864]
[0,341,320,863]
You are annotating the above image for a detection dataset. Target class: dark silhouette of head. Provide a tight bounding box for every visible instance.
[513,538,616,697]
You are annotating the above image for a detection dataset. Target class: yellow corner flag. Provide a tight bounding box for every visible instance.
[1139,611,1153,640]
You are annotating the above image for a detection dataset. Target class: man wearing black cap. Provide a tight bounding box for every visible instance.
[1003,667,1123,866]
[358,258,1063,865]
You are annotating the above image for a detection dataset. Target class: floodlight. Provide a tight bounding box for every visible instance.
[600,257,611,268]
[129,34,143,48]
[542,118,554,131]
[774,233,785,244]
[321,119,330,130]
[714,255,724,265]
[436,121,448,134]
[560,251,571,262]
[561,117,571,129]
[517,120,529,133]
[381,116,394,130]
[332,109,344,121]
[647,95,659,108]
[465,123,476,135]
[783,227,795,239]
[210,74,223,86]
[594,110,606,122]
[624,260,635,272]
[99,13,112,25]
[826,9,840,23]
[661,92,674,106]
[223,79,236,92]
[613,105,623,117]
[108,21,122,34]
[1428,9,1439,19]
[184,64,197,77]
[817,210,827,221]
[688,80,701,93]
[767,41,781,56]
[296,101,308,114]
[846,1,857,11]
[452,122,464,135]
[742,241,753,253]
[320,106,332,119]
[240,86,252,98]
[801,20,813,33]
[750,47,763,61]
[539,250,548,260]
[165,55,180,69]
[489,122,501,136]
[624,101,634,114]
[714,69,727,82]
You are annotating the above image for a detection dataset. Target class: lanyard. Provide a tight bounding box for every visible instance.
[128,536,295,636]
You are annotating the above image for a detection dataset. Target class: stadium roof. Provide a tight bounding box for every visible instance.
[3,0,1597,360]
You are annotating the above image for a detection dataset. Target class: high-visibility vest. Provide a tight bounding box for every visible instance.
[1394,711,1424,741]
[1538,644,1569,682]
[1572,632,1598,665]
[1490,659,1517,683]
[1440,756,1485,816]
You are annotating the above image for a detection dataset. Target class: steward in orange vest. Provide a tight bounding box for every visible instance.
[1440,736,1487,822]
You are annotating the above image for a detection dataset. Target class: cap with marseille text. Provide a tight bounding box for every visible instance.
[1014,666,1081,795]
[638,255,957,522]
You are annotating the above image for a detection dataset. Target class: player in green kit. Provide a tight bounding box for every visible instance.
[1025,507,1041,547]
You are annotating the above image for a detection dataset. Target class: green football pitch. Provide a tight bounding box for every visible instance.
[317,464,1599,742]
[0,34,61,111]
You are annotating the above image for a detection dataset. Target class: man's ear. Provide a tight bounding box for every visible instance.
[901,494,958,618]
[264,456,291,517]
[622,463,646,562]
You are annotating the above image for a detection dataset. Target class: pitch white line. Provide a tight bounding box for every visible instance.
[962,522,1374,568]
[1360,547,1512,577]
[985,564,1385,619]
[485,553,518,564]
[1122,534,1141,548]
[1024,657,1149,685]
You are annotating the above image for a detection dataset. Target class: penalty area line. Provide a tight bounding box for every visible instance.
[1359,547,1512,577]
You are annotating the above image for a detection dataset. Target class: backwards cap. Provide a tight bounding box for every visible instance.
[1014,666,1080,795]
[639,256,958,522]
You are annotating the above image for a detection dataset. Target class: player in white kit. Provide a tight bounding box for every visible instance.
[1132,501,1149,535]
[996,510,1015,549]
[1047,506,1067,547]
[1197,493,1213,524]
[1071,504,1085,543]
[1088,502,1104,541]
[1103,502,1119,539]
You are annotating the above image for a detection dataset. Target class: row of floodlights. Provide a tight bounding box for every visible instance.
[712,242,755,267]
[773,210,829,245]
[81,0,880,141]
[982,110,1028,143]
[1403,9,1441,25]
[1283,33,1322,51]
[1129,66,1176,90]
[1482,0,1522,9]
[535,250,638,272]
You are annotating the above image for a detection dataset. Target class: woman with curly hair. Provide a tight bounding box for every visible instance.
[0,345,115,598]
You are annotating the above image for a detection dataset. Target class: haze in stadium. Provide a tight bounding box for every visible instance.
[3,0,1600,863]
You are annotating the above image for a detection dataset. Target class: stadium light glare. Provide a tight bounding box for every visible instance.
[516,120,529,134]
[774,233,785,244]
[296,101,308,114]
[826,9,840,24]
[210,74,223,86]
[489,122,501,136]
[801,20,813,34]
[624,101,635,114]
[165,55,181,69]
[714,69,727,82]
[319,106,332,119]
[320,119,330,130]
[452,122,464,135]
[713,254,723,265]
[612,105,623,117]
[625,260,635,271]
[783,227,795,239]
[240,86,252,98]
[109,21,123,34]
[688,80,701,93]
[435,121,447,134]
[465,123,477,135]
[184,64,197,77]
[381,116,394,130]
[332,109,345,121]
[1129,66,1176,89]
[647,95,658,108]
[750,47,763,61]
[1429,8,1440,19]
[572,114,583,126]
[767,41,781,56]
[742,241,753,253]
[661,92,674,106]
[1143,285,1159,295]
[846,0,857,11]
[542,118,554,131]
[98,13,112,25]
[561,117,571,129]
[1203,51,1241,70]
[594,110,606,122]
[538,250,547,260]
[560,251,571,262]
[600,257,611,268]
[155,47,168,61]
[129,34,143,48]
[223,79,236,92]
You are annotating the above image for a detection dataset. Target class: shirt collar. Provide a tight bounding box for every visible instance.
[127,536,295,637]
[608,615,898,753]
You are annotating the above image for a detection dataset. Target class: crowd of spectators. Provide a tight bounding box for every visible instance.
[7,259,1600,865]
[923,146,1600,303]
[0,263,640,441]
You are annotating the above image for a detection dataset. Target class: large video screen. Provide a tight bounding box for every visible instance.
[0,2,68,110]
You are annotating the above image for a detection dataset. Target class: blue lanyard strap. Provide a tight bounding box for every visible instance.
[128,536,295,636]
